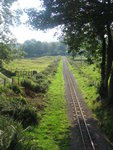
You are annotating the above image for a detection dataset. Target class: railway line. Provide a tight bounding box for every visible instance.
[63,58,96,150]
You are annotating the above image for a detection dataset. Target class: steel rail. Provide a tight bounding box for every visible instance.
[63,59,96,150]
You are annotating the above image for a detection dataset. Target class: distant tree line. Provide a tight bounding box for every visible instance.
[21,39,67,57]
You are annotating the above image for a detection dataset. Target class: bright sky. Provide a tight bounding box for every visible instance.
[11,0,61,43]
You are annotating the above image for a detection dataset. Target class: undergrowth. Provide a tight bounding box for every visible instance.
[0,57,61,149]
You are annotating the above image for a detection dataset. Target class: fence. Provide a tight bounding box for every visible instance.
[0,69,37,89]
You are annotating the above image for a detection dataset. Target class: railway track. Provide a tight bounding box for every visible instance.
[63,58,96,150]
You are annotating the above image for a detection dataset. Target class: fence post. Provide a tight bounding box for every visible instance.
[12,78,14,86]
[4,78,6,87]
[18,76,19,85]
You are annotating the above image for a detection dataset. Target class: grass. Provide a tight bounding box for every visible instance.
[68,57,113,149]
[3,56,58,73]
[26,60,70,150]
[0,56,61,149]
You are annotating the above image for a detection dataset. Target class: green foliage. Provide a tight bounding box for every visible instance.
[0,116,24,150]
[0,67,16,77]
[21,57,60,93]
[22,39,66,57]
[21,79,41,92]
[0,0,18,43]
[27,0,113,102]
[0,97,38,128]
[11,84,22,94]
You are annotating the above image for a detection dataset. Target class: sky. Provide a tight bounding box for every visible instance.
[11,0,61,43]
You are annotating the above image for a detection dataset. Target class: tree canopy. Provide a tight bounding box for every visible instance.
[21,39,67,57]
[0,0,22,66]
[0,0,20,43]
[27,0,113,103]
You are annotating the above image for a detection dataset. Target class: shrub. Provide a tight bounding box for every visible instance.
[19,107,38,128]
[0,116,37,150]
[21,79,36,91]
[21,78,48,93]
[0,68,16,77]
[0,97,38,128]
[11,84,21,94]
[0,116,24,150]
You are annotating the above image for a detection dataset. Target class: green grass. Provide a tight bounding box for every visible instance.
[68,58,113,149]
[3,56,58,73]
[68,60,100,110]
[26,60,70,150]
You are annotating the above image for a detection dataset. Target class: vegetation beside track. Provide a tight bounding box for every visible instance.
[0,56,61,149]
[26,60,70,150]
[68,58,113,148]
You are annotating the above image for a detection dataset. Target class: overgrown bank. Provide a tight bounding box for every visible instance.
[0,57,61,149]
[26,60,70,150]
[68,58,113,148]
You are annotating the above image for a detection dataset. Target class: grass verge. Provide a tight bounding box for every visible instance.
[26,60,70,150]
[67,58,113,149]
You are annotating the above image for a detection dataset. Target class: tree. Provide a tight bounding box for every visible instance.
[0,43,11,67]
[0,0,19,43]
[0,0,24,68]
[27,0,113,103]
[22,39,66,57]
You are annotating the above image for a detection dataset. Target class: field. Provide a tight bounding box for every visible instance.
[0,56,58,87]
[3,56,58,73]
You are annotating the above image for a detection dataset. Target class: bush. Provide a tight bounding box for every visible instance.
[0,68,16,77]
[0,97,38,128]
[0,116,24,150]
[0,116,38,150]
[21,79,37,91]
[19,107,38,128]
[11,84,21,94]
[21,78,49,93]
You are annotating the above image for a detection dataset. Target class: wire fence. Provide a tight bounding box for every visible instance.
[0,69,37,89]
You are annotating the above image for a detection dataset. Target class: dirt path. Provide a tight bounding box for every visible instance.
[63,57,110,150]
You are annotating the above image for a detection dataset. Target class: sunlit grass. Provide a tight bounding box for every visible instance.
[26,60,70,150]
[3,56,58,72]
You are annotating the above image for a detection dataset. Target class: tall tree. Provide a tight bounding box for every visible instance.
[27,0,113,102]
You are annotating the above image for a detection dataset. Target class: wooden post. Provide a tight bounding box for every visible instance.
[4,79,6,87]
[12,78,14,86]
[18,76,19,85]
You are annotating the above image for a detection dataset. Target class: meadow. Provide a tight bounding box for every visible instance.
[0,56,58,87]
[3,56,58,73]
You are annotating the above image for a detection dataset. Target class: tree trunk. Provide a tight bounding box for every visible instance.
[99,36,106,98]
[101,36,106,82]
[104,23,113,99]
[108,68,113,103]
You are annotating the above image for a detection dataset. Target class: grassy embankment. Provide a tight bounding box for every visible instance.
[68,58,113,148]
[0,56,58,87]
[0,56,62,149]
[0,56,70,150]
[26,60,70,150]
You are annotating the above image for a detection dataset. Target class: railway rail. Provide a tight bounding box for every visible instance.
[63,58,96,150]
